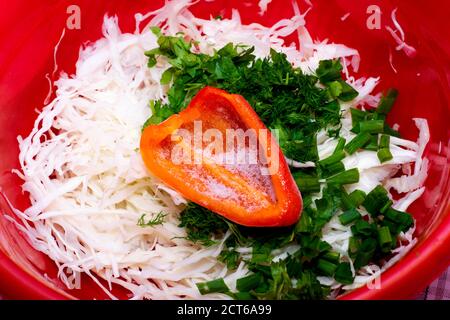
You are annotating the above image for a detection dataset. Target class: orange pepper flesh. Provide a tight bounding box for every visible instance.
[140,86,302,227]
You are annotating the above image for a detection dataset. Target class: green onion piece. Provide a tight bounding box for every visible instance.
[321,161,345,178]
[350,107,368,121]
[234,292,254,300]
[378,226,393,252]
[363,134,379,151]
[334,262,355,285]
[333,137,346,154]
[339,208,362,225]
[317,258,337,277]
[326,168,360,186]
[150,26,161,36]
[380,199,393,213]
[236,273,263,292]
[348,237,360,258]
[350,108,370,133]
[344,132,372,154]
[376,88,398,114]
[319,150,345,167]
[384,207,414,233]
[348,190,366,207]
[379,134,390,149]
[293,173,321,193]
[196,278,229,294]
[377,134,393,163]
[381,219,398,235]
[377,148,393,163]
[337,80,359,102]
[359,120,385,134]
[351,219,375,237]
[323,251,340,264]
[340,189,353,210]
[373,112,387,121]
[362,185,391,216]
[354,238,377,269]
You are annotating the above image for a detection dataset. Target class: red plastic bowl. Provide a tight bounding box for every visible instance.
[0,0,449,300]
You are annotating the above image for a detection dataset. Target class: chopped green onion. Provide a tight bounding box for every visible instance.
[348,190,366,207]
[344,132,372,154]
[354,238,377,269]
[339,208,362,225]
[376,88,398,115]
[322,251,340,264]
[348,237,360,258]
[236,273,263,292]
[384,207,414,233]
[350,108,368,127]
[340,189,354,210]
[293,173,321,193]
[321,161,345,178]
[379,134,390,149]
[373,112,386,121]
[318,151,345,167]
[333,137,346,154]
[351,220,375,237]
[197,278,229,294]
[326,168,360,186]
[233,292,254,300]
[334,262,354,285]
[337,80,359,102]
[380,199,393,213]
[377,148,393,163]
[381,219,398,235]
[359,120,385,134]
[378,226,393,252]
[317,258,337,277]
[362,185,391,216]
[363,134,379,151]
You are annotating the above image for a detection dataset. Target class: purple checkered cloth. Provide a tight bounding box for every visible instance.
[416,267,450,300]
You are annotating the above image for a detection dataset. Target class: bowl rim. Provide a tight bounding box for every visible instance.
[0,0,449,300]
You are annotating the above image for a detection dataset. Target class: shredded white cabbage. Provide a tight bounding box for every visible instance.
[386,8,417,58]
[7,0,429,299]
[258,0,272,16]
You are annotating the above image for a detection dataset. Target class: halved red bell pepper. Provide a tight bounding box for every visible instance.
[140,86,302,227]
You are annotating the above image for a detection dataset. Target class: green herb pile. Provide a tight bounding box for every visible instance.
[141,28,414,299]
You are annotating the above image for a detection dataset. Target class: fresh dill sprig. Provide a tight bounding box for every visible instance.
[137,212,167,227]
